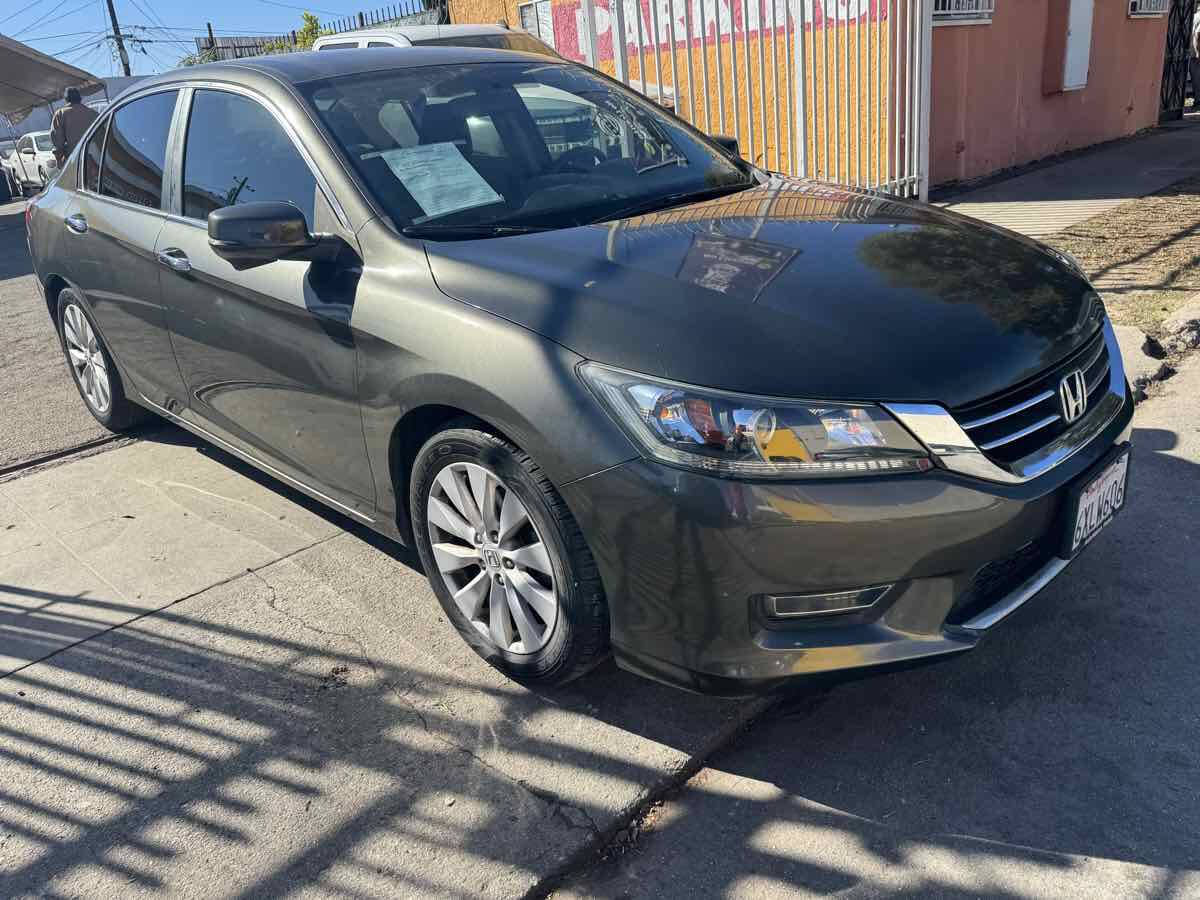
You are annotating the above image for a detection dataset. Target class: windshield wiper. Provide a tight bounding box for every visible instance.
[590,182,754,225]
[401,223,555,240]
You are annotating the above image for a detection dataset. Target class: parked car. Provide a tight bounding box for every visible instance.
[312,23,557,56]
[26,48,1133,695]
[4,130,57,193]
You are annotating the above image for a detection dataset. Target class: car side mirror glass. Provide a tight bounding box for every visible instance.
[711,135,740,158]
[208,201,318,270]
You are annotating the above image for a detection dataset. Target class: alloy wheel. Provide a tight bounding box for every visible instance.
[426,462,559,655]
[62,303,111,413]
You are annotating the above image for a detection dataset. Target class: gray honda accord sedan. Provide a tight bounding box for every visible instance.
[26,48,1133,694]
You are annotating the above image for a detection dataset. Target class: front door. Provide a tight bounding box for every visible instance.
[157,87,374,513]
[66,89,189,411]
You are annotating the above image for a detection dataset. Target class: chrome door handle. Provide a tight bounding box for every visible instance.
[64,213,87,234]
[156,248,191,273]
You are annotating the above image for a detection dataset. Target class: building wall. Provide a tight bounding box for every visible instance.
[930,1,1168,186]
[448,0,523,29]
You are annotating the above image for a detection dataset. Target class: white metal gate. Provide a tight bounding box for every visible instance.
[564,0,932,199]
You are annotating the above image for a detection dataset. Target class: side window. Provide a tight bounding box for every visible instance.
[182,90,318,225]
[83,117,109,192]
[318,41,358,50]
[367,41,393,47]
[99,91,177,209]
[17,136,31,154]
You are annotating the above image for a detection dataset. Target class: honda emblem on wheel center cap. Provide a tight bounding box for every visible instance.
[1058,369,1088,424]
[484,549,501,569]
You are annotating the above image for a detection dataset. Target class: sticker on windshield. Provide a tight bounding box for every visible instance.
[378,142,502,222]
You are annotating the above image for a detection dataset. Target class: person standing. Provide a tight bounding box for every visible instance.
[49,87,98,167]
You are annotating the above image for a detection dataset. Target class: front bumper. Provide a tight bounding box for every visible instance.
[561,385,1134,696]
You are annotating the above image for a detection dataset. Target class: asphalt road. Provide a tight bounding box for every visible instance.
[0,198,110,470]
[558,357,1200,898]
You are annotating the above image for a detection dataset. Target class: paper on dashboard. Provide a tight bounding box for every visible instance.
[379,142,502,222]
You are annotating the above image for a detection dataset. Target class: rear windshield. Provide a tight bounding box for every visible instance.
[302,61,751,233]
[412,33,555,57]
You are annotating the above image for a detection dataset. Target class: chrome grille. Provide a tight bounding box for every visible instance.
[952,326,1111,466]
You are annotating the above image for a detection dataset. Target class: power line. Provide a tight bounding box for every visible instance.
[13,0,99,38]
[254,0,345,16]
[10,0,72,36]
[0,0,53,27]
[19,29,104,41]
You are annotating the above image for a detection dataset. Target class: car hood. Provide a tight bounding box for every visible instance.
[424,181,1102,408]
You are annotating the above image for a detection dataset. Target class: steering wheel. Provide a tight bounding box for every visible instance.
[550,145,606,174]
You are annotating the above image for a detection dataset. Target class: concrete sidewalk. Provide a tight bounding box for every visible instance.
[0,434,766,897]
[941,121,1200,237]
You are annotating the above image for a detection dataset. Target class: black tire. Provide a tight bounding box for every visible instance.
[55,288,149,432]
[409,422,609,686]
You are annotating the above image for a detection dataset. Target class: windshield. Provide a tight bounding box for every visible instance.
[34,133,53,152]
[303,61,753,235]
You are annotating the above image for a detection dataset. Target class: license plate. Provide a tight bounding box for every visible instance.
[1065,449,1129,557]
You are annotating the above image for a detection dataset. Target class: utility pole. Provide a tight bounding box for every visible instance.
[104,0,131,76]
[207,22,216,55]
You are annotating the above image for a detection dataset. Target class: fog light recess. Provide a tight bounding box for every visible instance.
[767,585,891,619]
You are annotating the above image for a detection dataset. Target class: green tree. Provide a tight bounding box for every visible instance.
[260,12,323,54]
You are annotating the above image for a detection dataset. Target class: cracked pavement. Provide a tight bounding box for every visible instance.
[0,432,766,897]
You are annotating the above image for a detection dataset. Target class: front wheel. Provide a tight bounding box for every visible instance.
[410,424,609,686]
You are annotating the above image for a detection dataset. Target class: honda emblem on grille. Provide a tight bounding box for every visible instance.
[1058,369,1088,424]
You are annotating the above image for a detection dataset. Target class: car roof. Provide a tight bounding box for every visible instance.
[121,46,558,95]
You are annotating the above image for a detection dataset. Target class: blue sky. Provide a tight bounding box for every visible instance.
[2,0,373,78]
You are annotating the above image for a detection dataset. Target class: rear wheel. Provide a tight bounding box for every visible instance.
[56,288,149,432]
[410,424,609,686]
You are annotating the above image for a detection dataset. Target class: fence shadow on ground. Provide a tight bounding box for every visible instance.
[2,420,1198,897]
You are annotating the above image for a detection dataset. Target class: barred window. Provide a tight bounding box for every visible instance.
[933,0,995,24]
[1127,0,1168,17]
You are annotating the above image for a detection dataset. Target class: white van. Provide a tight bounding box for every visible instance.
[312,24,557,57]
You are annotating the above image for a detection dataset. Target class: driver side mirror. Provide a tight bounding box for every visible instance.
[711,135,740,158]
[208,201,339,270]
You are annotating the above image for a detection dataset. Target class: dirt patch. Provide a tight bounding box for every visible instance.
[1043,175,1200,338]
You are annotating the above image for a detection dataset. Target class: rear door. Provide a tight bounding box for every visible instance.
[155,87,374,513]
[67,89,190,410]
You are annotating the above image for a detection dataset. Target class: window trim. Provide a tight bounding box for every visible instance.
[82,114,111,194]
[72,80,348,230]
[170,82,348,230]
[77,85,182,219]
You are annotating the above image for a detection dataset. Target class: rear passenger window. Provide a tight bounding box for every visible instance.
[99,91,177,209]
[367,41,393,47]
[319,41,358,50]
[182,90,318,225]
[83,118,108,192]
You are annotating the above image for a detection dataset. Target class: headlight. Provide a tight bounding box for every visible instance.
[580,363,932,478]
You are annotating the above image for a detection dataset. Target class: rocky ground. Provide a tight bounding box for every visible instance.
[1044,173,1200,341]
